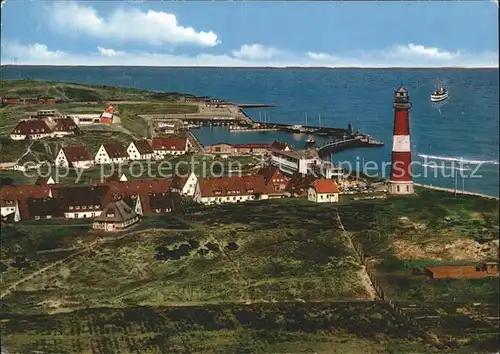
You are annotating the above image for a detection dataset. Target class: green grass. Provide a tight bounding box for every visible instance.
[117,103,199,115]
[0,220,93,288]
[0,106,27,136]
[1,80,191,102]
[335,188,499,306]
[0,189,498,353]
[377,272,499,303]
[0,303,435,354]
[2,201,370,315]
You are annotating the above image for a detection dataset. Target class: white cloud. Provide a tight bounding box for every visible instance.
[306,52,339,62]
[2,41,497,68]
[388,43,460,60]
[50,2,219,47]
[232,44,280,61]
[97,47,125,57]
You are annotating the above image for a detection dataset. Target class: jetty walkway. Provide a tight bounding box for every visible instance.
[317,135,384,156]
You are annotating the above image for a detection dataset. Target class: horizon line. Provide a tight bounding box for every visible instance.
[0,65,498,70]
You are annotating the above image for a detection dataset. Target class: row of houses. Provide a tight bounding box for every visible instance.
[0,173,192,223]
[10,117,82,140]
[2,96,60,106]
[9,105,119,140]
[1,166,340,224]
[56,137,192,168]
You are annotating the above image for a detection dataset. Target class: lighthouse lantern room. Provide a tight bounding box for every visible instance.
[388,86,414,195]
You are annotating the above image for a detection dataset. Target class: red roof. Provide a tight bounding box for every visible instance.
[53,118,80,133]
[132,140,154,154]
[105,104,116,113]
[63,146,92,162]
[271,141,292,151]
[151,137,187,151]
[11,120,51,135]
[197,175,268,198]
[0,185,52,201]
[310,179,339,194]
[233,144,271,149]
[103,143,128,158]
[101,179,171,214]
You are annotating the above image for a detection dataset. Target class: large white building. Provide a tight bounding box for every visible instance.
[66,114,101,125]
[270,149,322,175]
[10,120,53,140]
[194,175,269,205]
[55,186,109,219]
[152,137,192,158]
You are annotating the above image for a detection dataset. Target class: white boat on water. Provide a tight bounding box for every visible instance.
[430,79,449,103]
[305,135,316,147]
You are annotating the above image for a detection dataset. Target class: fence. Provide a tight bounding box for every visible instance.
[350,238,443,347]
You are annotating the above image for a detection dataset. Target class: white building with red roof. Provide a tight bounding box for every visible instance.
[10,120,53,140]
[127,140,154,160]
[56,146,94,169]
[152,137,192,158]
[194,175,269,205]
[308,179,339,203]
[95,143,130,164]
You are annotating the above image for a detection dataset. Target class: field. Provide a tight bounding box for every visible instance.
[0,302,436,354]
[2,202,370,314]
[0,80,192,102]
[1,192,499,352]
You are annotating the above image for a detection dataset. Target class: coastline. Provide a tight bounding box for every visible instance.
[414,183,499,200]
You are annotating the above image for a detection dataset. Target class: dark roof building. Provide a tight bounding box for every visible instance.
[149,192,182,213]
[93,199,139,231]
[63,146,93,162]
[133,139,154,154]
[53,118,81,134]
[102,143,129,158]
[11,120,52,136]
[27,197,64,219]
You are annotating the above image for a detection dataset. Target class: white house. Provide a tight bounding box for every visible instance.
[92,199,139,232]
[52,118,81,137]
[270,149,321,175]
[127,140,154,160]
[1,199,20,222]
[10,120,53,140]
[56,186,109,219]
[56,146,94,169]
[308,179,339,203]
[152,137,191,158]
[194,175,269,205]
[67,114,101,125]
[172,171,198,197]
[95,143,129,165]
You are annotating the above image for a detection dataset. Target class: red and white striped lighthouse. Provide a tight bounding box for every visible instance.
[388,86,414,195]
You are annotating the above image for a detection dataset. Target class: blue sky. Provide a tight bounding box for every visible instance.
[1,0,498,67]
